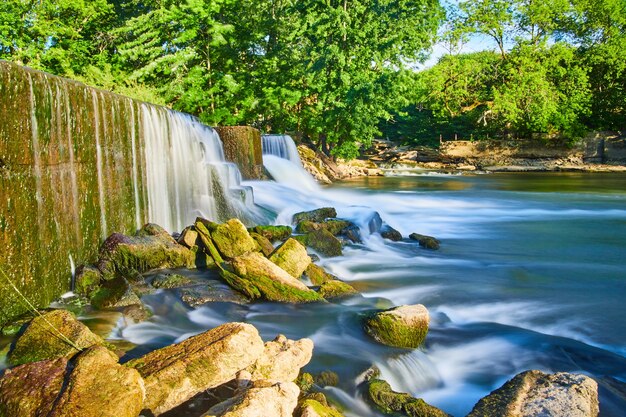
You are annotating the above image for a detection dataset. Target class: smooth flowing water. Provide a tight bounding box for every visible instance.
[109,165,626,416]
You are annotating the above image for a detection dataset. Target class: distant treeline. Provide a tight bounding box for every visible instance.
[1,0,623,156]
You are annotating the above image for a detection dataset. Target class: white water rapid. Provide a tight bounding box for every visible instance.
[261,134,302,165]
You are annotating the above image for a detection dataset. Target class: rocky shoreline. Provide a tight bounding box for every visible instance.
[0,207,602,417]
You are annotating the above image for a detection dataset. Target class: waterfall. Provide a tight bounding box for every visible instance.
[261,134,302,166]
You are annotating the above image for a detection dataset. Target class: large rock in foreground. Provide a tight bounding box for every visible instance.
[127,322,264,415]
[247,334,314,382]
[8,309,103,366]
[205,380,300,417]
[467,370,599,417]
[364,304,429,349]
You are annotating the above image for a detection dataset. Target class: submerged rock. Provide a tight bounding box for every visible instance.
[151,272,194,289]
[247,334,314,382]
[269,238,312,278]
[293,207,338,224]
[204,380,299,417]
[127,322,264,416]
[179,283,249,307]
[230,252,323,303]
[367,378,450,417]
[250,225,293,242]
[380,225,403,242]
[467,370,599,417]
[295,229,343,257]
[317,280,359,299]
[409,233,440,250]
[364,304,429,349]
[211,218,258,259]
[8,309,103,366]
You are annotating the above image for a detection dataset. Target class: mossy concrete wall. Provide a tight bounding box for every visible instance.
[215,126,263,179]
[0,60,150,324]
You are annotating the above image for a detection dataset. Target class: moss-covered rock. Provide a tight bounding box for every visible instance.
[295,229,343,257]
[314,371,339,387]
[295,219,353,236]
[368,379,449,417]
[304,264,337,286]
[8,309,103,366]
[97,224,196,280]
[0,356,68,416]
[179,283,249,307]
[409,233,440,250]
[300,399,345,417]
[230,252,324,303]
[269,238,312,278]
[380,225,403,242]
[49,346,145,417]
[91,276,142,309]
[195,220,225,265]
[151,272,194,289]
[127,322,265,415]
[293,207,337,224]
[211,218,258,259]
[251,232,275,257]
[251,225,293,242]
[219,269,262,300]
[247,334,314,382]
[364,304,429,349]
[73,264,102,298]
[296,373,315,393]
[318,280,359,299]
[177,226,199,248]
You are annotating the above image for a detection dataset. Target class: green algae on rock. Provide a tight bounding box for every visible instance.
[299,399,345,417]
[250,232,275,257]
[151,272,194,289]
[305,263,337,286]
[8,309,103,366]
[364,304,429,349]
[250,225,293,242]
[367,379,450,417]
[269,238,311,278]
[409,233,440,250]
[317,280,359,299]
[293,207,338,224]
[73,264,103,298]
[210,218,258,259]
[90,276,142,309]
[294,229,343,257]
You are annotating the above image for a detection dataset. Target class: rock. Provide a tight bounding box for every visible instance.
[314,371,339,387]
[293,207,337,224]
[211,219,258,259]
[269,238,312,278]
[204,380,299,417]
[122,303,152,324]
[0,357,68,416]
[127,322,264,415]
[300,399,345,417]
[305,263,337,285]
[295,229,343,257]
[250,232,275,257]
[8,309,103,366]
[0,313,35,336]
[49,346,145,417]
[467,370,599,417]
[340,224,362,243]
[380,225,403,241]
[409,233,440,250]
[364,304,429,349]
[91,276,142,309]
[296,372,315,393]
[179,283,249,307]
[177,226,199,248]
[247,334,314,382]
[250,225,293,242]
[230,252,324,303]
[73,264,102,298]
[318,280,359,299]
[367,378,450,417]
[151,272,194,289]
[295,219,352,236]
[97,224,196,280]
[195,220,225,265]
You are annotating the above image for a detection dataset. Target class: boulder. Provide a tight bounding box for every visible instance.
[0,357,68,416]
[314,371,339,387]
[305,263,337,286]
[295,219,352,236]
[250,232,275,257]
[295,229,343,257]
[293,207,337,224]
[230,252,324,303]
[204,380,299,417]
[364,304,429,349]
[250,225,292,242]
[91,276,142,309]
[300,399,345,417]
[269,238,312,278]
[151,272,194,289]
[367,378,450,417]
[247,335,314,382]
[467,370,599,417]
[97,224,196,280]
[177,226,199,248]
[380,225,403,242]
[179,283,249,307]
[73,264,102,298]
[8,309,103,366]
[318,280,359,299]
[126,322,264,415]
[409,233,440,250]
[49,346,145,417]
[211,219,258,259]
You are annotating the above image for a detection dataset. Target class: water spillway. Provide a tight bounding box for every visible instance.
[261,134,302,166]
[0,60,253,323]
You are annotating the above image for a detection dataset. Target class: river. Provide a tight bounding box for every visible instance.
[116,170,626,416]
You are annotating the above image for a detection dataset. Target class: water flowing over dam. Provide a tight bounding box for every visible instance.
[0,60,251,322]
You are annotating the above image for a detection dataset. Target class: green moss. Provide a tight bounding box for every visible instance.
[364,311,428,349]
[90,277,141,309]
[250,232,275,257]
[409,233,441,250]
[318,280,358,299]
[195,221,224,265]
[268,238,311,278]
[250,273,325,303]
[151,273,193,289]
[251,225,292,242]
[293,207,337,224]
[294,229,343,257]
[74,265,102,297]
[296,372,315,393]
[219,269,261,300]
[315,370,339,387]
[368,379,413,413]
[211,218,257,258]
[305,264,335,286]
[300,399,345,417]
[404,398,451,417]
